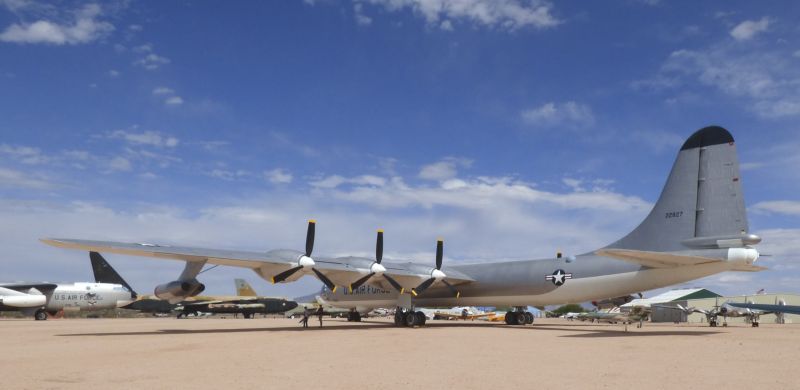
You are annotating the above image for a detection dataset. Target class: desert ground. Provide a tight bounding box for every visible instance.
[2,317,798,390]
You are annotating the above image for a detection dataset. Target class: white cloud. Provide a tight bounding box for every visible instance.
[264,169,293,184]
[794,50,800,58]
[108,69,120,77]
[753,201,800,217]
[520,101,594,128]
[132,44,170,70]
[133,43,152,53]
[208,169,249,181]
[418,157,472,181]
[164,96,184,106]
[354,0,560,30]
[107,156,131,172]
[109,130,180,148]
[730,17,770,41]
[0,144,48,164]
[152,87,174,95]
[0,167,51,189]
[0,4,113,45]
[310,174,386,189]
[134,53,171,70]
[655,44,800,118]
[354,3,372,25]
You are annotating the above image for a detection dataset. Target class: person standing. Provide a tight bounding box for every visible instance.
[299,307,310,328]
[316,306,324,327]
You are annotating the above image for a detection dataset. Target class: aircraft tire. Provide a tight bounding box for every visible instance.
[353,312,361,322]
[404,311,418,327]
[415,311,426,326]
[34,309,47,321]
[505,311,515,325]
[394,311,405,326]
[523,312,534,324]
[514,312,527,325]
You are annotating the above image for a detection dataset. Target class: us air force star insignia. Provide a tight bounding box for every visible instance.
[545,269,573,286]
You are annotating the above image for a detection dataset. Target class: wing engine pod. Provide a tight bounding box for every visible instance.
[154,279,205,303]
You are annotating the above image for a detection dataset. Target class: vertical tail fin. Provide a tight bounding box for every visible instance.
[90,252,137,298]
[235,278,258,297]
[607,126,756,252]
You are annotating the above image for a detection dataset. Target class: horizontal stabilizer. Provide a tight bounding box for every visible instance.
[595,249,721,268]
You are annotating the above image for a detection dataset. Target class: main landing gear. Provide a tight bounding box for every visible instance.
[34,309,48,321]
[394,308,426,327]
[504,309,534,326]
[346,311,362,322]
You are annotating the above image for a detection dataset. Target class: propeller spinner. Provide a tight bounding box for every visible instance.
[411,239,459,298]
[348,230,404,293]
[271,220,338,292]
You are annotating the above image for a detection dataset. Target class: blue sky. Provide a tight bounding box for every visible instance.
[0,0,799,299]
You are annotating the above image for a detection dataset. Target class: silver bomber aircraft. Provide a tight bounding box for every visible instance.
[42,126,766,327]
[0,281,135,320]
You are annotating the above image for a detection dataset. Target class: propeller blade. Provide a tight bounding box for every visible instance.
[436,239,443,270]
[383,274,404,294]
[441,279,460,298]
[305,220,316,257]
[376,229,383,263]
[412,278,435,296]
[272,265,303,284]
[349,272,375,292]
[311,268,337,292]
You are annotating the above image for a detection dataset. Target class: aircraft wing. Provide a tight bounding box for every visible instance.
[727,302,800,315]
[0,282,58,293]
[41,238,475,290]
[730,264,768,272]
[596,249,729,268]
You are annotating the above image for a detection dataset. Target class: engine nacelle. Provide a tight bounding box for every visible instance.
[726,248,759,264]
[154,279,205,303]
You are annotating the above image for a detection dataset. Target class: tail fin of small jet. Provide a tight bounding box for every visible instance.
[606,126,756,252]
[234,278,257,297]
[90,252,137,298]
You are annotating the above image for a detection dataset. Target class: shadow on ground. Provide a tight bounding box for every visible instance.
[55,320,723,337]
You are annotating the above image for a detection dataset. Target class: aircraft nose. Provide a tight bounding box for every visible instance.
[286,300,298,311]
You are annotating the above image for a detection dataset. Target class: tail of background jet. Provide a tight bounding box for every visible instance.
[90,252,137,298]
[235,278,258,297]
[606,126,758,252]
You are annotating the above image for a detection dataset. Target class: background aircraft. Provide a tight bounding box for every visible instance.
[92,253,297,318]
[678,299,772,327]
[0,281,134,320]
[44,127,766,328]
[728,300,796,324]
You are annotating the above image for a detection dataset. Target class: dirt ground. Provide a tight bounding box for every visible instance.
[2,317,798,390]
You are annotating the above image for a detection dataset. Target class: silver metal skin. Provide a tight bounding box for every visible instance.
[40,127,764,315]
[0,282,135,318]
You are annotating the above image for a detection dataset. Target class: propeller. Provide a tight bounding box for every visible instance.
[271,220,338,292]
[411,239,459,298]
[348,230,404,293]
